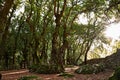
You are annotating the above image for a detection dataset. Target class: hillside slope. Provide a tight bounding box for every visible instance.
[87,49,120,69]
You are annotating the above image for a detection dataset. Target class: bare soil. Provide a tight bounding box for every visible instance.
[0,66,113,80]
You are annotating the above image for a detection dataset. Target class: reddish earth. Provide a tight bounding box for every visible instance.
[0,66,113,80]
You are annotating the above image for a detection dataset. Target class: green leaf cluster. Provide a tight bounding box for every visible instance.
[109,66,120,80]
[75,63,105,74]
[18,75,39,80]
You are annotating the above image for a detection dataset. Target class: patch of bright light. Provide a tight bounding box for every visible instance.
[105,22,120,40]
[77,14,88,24]
[15,6,24,16]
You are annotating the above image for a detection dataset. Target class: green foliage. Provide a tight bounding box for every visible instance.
[28,64,39,72]
[75,63,105,74]
[17,75,39,80]
[0,65,4,71]
[58,72,75,78]
[29,64,62,74]
[1,0,118,71]
[109,66,120,80]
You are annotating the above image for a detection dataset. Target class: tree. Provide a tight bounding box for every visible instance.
[0,0,120,72]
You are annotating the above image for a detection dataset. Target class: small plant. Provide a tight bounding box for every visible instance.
[75,63,105,74]
[109,66,120,80]
[58,72,74,78]
[17,75,39,80]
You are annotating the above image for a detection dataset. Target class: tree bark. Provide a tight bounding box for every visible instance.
[84,41,93,64]
[51,0,66,73]
[0,0,14,44]
[0,1,15,68]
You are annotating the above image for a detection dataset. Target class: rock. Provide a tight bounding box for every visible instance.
[84,48,120,69]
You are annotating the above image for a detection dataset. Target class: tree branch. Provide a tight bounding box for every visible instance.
[60,0,67,17]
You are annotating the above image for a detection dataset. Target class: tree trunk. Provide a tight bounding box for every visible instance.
[84,41,93,64]
[0,3,16,69]
[60,23,68,65]
[40,41,47,63]
[51,0,66,73]
[0,0,14,65]
[75,40,86,64]
[4,52,9,70]
[32,39,39,64]
[51,13,64,72]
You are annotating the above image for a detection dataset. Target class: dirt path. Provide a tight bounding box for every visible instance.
[0,67,113,80]
[2,70,29,76]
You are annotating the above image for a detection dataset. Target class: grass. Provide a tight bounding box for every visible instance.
[58,72,75,78]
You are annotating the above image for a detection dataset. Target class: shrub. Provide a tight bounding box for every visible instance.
[28,64,39,72]
[35,64,49,74]
[17,75,39,80]
[75,64,94,74]
[75,63,105,74]
[109,66,120,80]
[28,64,62,74]
[93,63,105,73]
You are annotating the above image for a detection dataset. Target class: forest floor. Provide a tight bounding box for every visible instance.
[0,66,113,80]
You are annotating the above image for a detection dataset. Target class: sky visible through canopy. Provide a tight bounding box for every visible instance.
[78,14,120,40]
[105,22,120,40]
[16,7,120,42]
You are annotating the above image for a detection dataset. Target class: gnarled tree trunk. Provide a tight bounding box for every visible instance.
[51,0,66,73]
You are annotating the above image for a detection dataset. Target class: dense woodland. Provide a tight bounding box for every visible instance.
[0,0,120,74]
